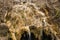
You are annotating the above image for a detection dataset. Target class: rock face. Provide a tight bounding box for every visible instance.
[0,0,60,40]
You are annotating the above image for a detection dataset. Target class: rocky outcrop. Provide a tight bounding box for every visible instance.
[0,0,60,40]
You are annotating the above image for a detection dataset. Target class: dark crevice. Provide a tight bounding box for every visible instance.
[20,31,29,40]
[20,31,37,40]
[31,33,35,40]
[42,30,52,40]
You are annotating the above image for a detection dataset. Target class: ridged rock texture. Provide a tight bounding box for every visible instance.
[0,0,60,40]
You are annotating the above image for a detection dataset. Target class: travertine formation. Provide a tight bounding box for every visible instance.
[0,0,60,40]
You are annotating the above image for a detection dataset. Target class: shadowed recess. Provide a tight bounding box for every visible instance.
[31,32,36,40]
[20,31,29,40]
[42,30,52,40]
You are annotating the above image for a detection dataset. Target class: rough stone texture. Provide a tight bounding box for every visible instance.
[0,0,60,40]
